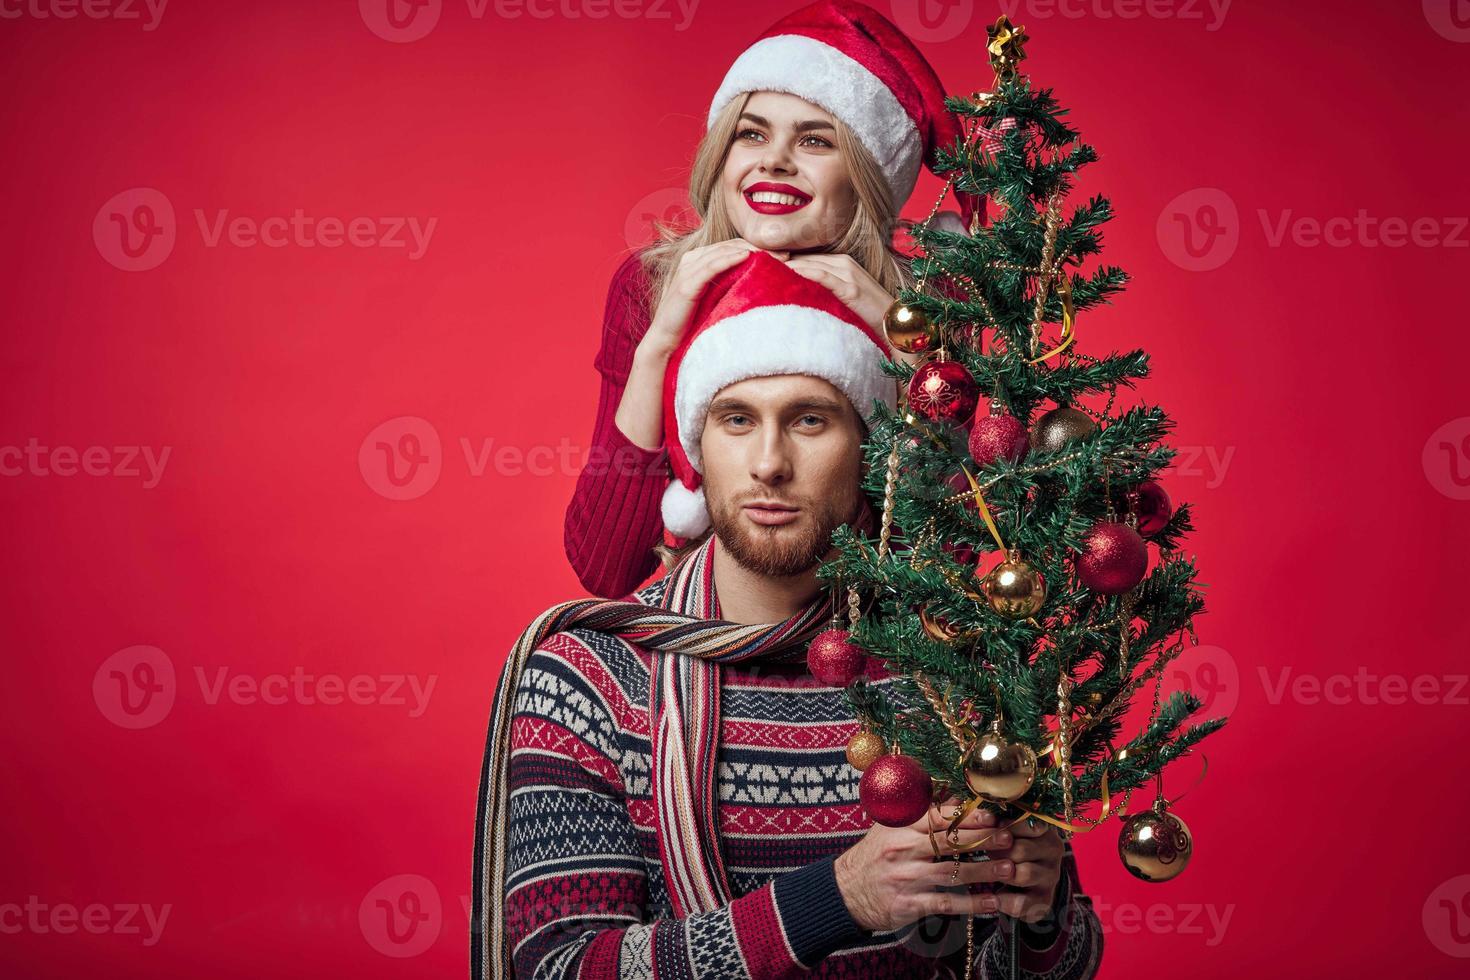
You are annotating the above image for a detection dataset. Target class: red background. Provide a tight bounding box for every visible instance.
[3,0,1469,975]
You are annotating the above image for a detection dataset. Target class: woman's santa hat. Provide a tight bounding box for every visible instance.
[660,251,897,538]
[708,0,983,232]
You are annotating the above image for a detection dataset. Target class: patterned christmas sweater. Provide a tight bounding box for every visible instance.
[503,581,1104,978]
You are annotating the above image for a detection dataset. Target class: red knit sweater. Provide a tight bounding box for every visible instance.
[563,248,671,599]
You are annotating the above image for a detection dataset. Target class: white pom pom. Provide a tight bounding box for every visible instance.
[661,480,711,539]
[929,210,971,237]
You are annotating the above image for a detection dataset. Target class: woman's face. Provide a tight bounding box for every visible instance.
[720,91,858,252]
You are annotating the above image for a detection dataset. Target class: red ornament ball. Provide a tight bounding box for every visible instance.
[968,405,1030,467]
[1129,480,1174,536]
[807,628,867,686]
[907,360,979,424]
[944,468,975,505]
[859,753,934,827]
[1076,521,1149,595]
[945,541,979,567]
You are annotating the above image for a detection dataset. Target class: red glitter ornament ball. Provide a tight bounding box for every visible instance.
[907,360,979,424]
[1076,521,1149,595]
[1129,480,1174,536]
[859,753,934,827]
[968,405,1030,467]
[806,628,867,686]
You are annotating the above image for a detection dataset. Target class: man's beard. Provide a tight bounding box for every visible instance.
[707,487,855,578]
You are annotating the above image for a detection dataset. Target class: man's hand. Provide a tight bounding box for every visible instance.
[989,815,1065,924]
[834,796,1018,933]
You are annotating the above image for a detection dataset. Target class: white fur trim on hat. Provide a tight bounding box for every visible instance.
[673,304,897,473]
[708,33,923,207]
[661,479,711,539]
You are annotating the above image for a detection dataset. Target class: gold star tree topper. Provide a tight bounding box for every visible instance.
[986,15,1029,78]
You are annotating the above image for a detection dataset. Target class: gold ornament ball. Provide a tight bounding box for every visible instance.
[978,549,1047,619]
[1030,406,1096,453]
[846,730,886,771]
[883,300,936,354]
[962,725,1038,802]
[1118,806,1193,882]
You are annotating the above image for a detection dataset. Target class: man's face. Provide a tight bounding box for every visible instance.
[700,374,865,577]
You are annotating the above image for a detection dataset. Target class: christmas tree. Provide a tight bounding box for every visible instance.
[811,17,1226,884]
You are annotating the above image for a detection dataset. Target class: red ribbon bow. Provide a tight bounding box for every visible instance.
[976,116,1038,156]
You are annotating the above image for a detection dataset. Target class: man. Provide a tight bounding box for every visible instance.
[472,252,1103,978]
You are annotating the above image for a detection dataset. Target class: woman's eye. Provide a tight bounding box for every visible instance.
[735,129,830,148]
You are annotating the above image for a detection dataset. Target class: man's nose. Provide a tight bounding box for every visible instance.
[749,430,794,485]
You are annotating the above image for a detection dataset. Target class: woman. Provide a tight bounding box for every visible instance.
[564,0,981,598]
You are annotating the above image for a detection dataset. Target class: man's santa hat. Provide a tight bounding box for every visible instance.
[708,0,983,233]
[660,251,897,538]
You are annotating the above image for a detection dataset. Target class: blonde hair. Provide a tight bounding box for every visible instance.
[653,528,714,570]
[639,91,917,317]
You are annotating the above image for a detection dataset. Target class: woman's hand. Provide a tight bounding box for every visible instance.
[783,252,894,334]
[783,252,923,366]
[639,239,789,359]
[617,239,787,451]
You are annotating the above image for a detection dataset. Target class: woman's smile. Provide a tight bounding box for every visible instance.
[743,180,812,215]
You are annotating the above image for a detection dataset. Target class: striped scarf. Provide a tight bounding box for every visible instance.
[471,534,835,979]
